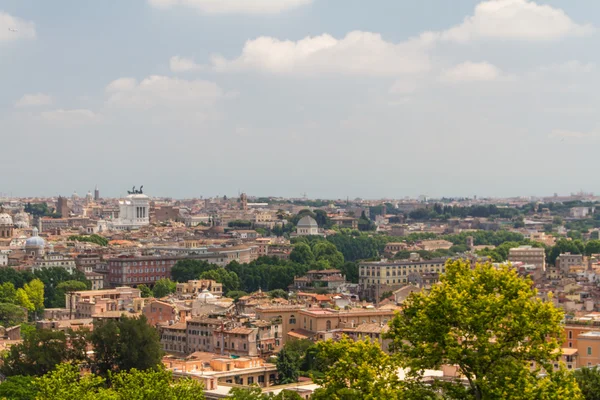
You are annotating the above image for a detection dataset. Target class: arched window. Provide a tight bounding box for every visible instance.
[326,320,331,331]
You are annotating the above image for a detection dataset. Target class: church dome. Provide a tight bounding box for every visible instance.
[14,211,30,228]
[297,215,318,228]
[0,213,13,226]
[197,289,215,301]
[25,227,45,247]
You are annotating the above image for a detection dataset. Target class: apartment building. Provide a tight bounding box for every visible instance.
[255,306,396,345]
[176,279,223,297]
[358,258,447,301]
[31,252,76,274]
[556,253,584,274]
[508,245,546,269]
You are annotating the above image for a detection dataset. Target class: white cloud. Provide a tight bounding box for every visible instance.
[148,0,312,15]
[40,109,98,123]
[105,77,137,92]
[170,56,203,72]
[208,31,432,76]
[0,11,36,42]
[15,93,53,107]
[549,129,600,141]
[438,0,594,43]
[439,61,504,83]
[105,75,228,110]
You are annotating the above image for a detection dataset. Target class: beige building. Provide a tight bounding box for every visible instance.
[359,258,446,301]
[508,245,546,269]
[255,306,396,345]
[164,352,278,388]
[176,279,223,297]
[160,322,188,354]
[556,253,584,274]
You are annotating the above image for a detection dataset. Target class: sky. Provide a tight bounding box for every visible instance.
[1,0,600,200]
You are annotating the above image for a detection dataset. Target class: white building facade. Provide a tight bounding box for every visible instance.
[106,193,150,231]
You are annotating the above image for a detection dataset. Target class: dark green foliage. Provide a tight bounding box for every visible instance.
[91,315,163,377]
[53,280,89,308]
[227,257,309,293]
[0,375,38,400]
[225,290,248,301]
[67,234,109,246]
[0,302,27,326]
[198,269,240,293]
[0,328,88,377]
[289,243,315,265]
[33,267,91,308]
[137,284,153,298]
[171,260,215,282]
[268,289,288,299]
[326,234,385,262]
[24,203,60,218]
[574,366,600,400]
[276,346,301,384]
[152,278,177,298]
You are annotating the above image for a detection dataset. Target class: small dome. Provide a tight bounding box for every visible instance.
[14,211,30,228]
[0,213,13,226]
[26,227,45,247]
[297,215,318,228]
[197,289,215,301]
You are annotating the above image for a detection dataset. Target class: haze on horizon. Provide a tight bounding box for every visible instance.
[2,0,599,199]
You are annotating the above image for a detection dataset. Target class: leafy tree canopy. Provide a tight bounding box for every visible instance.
[385,259,581,400]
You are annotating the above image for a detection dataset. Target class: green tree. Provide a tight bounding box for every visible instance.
[0,375,38,400]
[225,290,248,301]
[35,363,107,400]
[312,241,344,268]
[276,346,301,384]
[34,364,205,400]
[53,280,89,308]
[15,288,34,313]
[23,278,44,314]
[574,366,600,400]
[152,278,177,298]
[268,289,288,299]
[137,284,153,298]
[91,315,163,377]
[171,260,216,282]
[199,269,240,293]
[311,337,414,400]
[0,302,27,326]
[110,367,205,400]
[289,243,315,265]
[227,387,302,400]
[585,240,600,256]
[0,328,86,377]
[385,259,582,400]
[0,282,17,304]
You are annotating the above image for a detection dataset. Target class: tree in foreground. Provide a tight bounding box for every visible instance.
[34,363,205,400]
[91,315,163,377]
[310,337,427,400]
[385,259,582,400]
[0,375,38,400]
[574,366,600,400]
[0,328,87,377]
[227,386,303,400]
